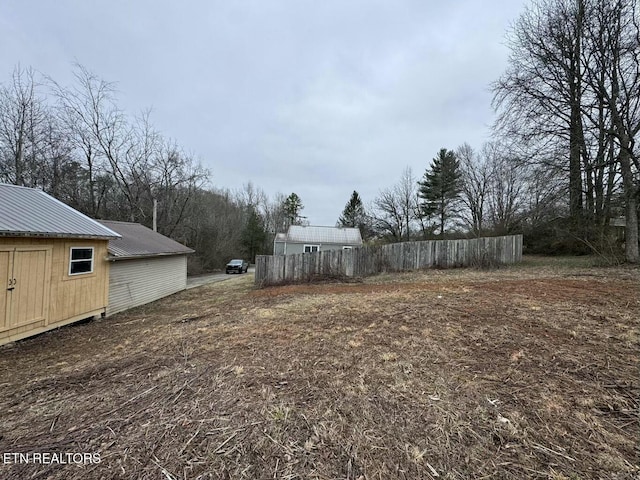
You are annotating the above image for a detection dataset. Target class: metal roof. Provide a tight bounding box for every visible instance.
[283,225,362,245]
[99,220,194,260]
[0,183,120,239]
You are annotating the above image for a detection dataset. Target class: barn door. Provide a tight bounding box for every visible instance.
[0,247,51,331]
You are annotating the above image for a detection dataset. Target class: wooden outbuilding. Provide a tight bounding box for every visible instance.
[0,184,120,346]
[98,221,194,316]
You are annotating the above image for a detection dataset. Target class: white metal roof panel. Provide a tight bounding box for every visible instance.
[0,184,120,239]
[286,225,362,244]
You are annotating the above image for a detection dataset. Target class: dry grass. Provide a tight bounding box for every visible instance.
[0,256,638,479]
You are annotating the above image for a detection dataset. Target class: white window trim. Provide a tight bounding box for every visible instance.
[303,244,320,253]
[342,246,353,250]
[69,247,95,276]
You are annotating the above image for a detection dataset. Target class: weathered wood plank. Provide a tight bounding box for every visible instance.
[254,234,523,286]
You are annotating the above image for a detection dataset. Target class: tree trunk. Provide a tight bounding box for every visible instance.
[619,151,639,263]
[568,0,585,229]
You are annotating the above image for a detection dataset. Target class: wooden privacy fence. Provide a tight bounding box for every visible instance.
[255,234,523,287]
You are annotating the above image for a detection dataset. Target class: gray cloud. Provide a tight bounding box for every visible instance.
[1,0,525,225]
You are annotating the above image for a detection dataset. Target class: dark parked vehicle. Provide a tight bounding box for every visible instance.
[225,259,249,274]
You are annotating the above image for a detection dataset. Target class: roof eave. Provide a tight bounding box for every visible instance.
[0,231,120,240]
[284,241,363,245]
[107,250,194,261]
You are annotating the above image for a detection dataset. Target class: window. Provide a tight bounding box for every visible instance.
[69,247,94,275]
[303,245,320,253]
[342,246,353,250]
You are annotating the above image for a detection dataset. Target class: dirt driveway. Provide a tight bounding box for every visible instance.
[0,257,638,479]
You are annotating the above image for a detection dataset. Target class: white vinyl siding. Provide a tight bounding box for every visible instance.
[107,255,187,315]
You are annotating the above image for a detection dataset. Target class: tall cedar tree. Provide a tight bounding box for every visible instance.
[418,148,462,236]
[337,191,366,228]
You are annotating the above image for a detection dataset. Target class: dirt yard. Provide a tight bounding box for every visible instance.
[0,256,638,479]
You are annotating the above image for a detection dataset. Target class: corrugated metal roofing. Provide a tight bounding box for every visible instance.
[99,220,194,260]
[285,225,362,244]
[0,183,120,239]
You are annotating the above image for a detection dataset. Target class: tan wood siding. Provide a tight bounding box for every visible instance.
[107,255,187,316]
[50,240,109,324]
[0,237,110,345]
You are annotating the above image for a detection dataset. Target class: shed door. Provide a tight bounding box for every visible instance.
[1,247,51,331]
[0,250,10,329]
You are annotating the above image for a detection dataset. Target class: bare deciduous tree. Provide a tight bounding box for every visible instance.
[582,0,639,261]
[493,0,639,261]
[371,167,419,241]
[50,64,121,216]
[0,66,49,188]
[457,143,489,236]
[486,147,528,235]
[372,187,404,241]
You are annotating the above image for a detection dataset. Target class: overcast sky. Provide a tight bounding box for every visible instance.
[1,1,526,226]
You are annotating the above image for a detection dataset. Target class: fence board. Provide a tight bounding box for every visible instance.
[255,234,523,287]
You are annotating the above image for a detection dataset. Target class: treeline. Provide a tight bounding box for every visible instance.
[337,142,567,251]
[341,0,639,263]
[0,64,297,272]
[2,0,638,267]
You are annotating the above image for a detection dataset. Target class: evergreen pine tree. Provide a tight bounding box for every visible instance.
[337,191,365,227]
[418,148,462,236]
[282,192,304,226]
